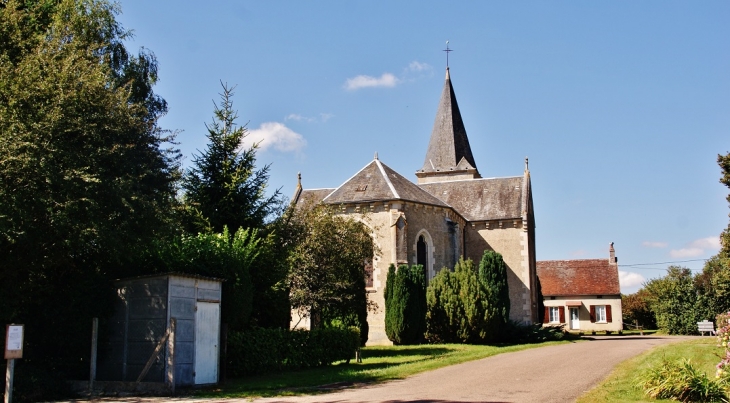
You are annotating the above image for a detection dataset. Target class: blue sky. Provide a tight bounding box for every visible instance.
[117,1,729,294]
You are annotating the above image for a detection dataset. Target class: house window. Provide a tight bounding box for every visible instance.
[417,236,427,268]
[549,307,560,323]
[544,306,564,324]
[590,305,612,323]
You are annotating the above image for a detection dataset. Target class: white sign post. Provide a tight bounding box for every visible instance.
[4,324,24,403]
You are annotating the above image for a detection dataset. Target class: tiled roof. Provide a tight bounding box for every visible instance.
[294,188,335,207]
[537,259,620,296]
[419,176,524,221]
[419,68,477,174]
[321,159,449,207]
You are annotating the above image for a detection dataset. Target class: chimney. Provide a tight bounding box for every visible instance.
[609,242,617,264]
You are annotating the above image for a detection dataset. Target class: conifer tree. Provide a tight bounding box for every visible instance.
[183,83,283,233]
[385,264,427,344]
[478,250,510,340]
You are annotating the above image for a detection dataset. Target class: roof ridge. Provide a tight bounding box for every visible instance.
[375,159,400,199]
[322,160,377,202]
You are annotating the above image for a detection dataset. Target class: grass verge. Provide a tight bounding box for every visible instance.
[577,337,719,403]
[196,340,575,398]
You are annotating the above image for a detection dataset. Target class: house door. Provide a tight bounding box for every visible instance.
[570,307,580,330]
[194,302,220,384]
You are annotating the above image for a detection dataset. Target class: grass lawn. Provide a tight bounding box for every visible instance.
[195,340,574,398]
[577,337,721,403]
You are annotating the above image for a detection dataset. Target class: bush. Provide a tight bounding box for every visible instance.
[226,327,360,376]
[425,258,487,344]
[385,264,427,345]
[500,321,575,344]
[639,358,727,403]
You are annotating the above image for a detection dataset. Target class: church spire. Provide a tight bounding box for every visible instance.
[416,67,480,184]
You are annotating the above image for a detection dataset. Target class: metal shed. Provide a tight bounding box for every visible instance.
[98,273,222,387]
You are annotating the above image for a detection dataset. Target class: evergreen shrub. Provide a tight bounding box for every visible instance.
[226,327,360,376]
[385,264,427,344]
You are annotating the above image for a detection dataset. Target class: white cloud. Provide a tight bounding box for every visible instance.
[344,73,399,90]
[619,271,646,289]
[284,113,334,124]
[669,236,721,259]
[244,122,306,153]
[407,61,432,72]
[285,114,315,123]
[642,241,668,248]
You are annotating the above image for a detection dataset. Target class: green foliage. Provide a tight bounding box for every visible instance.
[144,227,258,330]
[182,83,283,234]
[639,358,728,403]
[385,264,427,345]
[501,321,575,344]
[719,152,730,259]
[425,258,487,343]
[478,250,510,340]
[622,289,658,330]
[425,251,512,344]
[226,327,360,377]
[287,204,375,345]
[644,266,702,335]
[0,0,179,392]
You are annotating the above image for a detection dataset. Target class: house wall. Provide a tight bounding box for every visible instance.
[465,220,535,324]
[543,295,623,332]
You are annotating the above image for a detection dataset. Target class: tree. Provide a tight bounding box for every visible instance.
[478,250,510,341]
[143,227,258,330]
[621,289,657,330]
[0,0,179,390]
[287,204,375,345]
[719,152,730,259]
[644,266,699,334]
[385,264,427,345]
[182,83,283,234]
[425,258,488,344]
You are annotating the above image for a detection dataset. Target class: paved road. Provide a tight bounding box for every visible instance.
[64,336,690,403]
[252,336,690,403]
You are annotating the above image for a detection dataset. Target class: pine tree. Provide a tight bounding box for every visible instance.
[183,83,283,233]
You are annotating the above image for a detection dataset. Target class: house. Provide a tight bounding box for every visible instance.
[537,243,623,333]
[292,66,539,344]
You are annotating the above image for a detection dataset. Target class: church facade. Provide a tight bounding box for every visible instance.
[292,68,538,345]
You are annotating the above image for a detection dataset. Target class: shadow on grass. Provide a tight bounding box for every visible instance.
[362,346,457,358]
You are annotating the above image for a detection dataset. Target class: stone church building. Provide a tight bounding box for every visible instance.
[292,67,538,345]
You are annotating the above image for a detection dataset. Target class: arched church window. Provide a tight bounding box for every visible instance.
[364,258,374,288]
[417,235,427,268]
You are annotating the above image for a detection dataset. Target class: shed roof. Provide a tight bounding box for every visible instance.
[419,176,524,221]
[536,259,620,296]
[114,272,224,283]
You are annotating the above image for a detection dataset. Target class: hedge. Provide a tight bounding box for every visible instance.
[227,327,360,376]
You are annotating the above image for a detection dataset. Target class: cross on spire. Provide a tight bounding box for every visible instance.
[443,40,452,68]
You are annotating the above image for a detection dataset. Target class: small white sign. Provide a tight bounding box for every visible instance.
[5,324,24,359]
[7,326,22,350]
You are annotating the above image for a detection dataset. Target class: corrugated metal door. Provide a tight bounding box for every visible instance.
[194,301,219,384]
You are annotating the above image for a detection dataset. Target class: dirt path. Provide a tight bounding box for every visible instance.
[63,335,691,403]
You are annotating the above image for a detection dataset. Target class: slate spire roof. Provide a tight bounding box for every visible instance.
[418,68,479,177]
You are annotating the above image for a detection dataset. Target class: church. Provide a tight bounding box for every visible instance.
[292,67,538,345]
